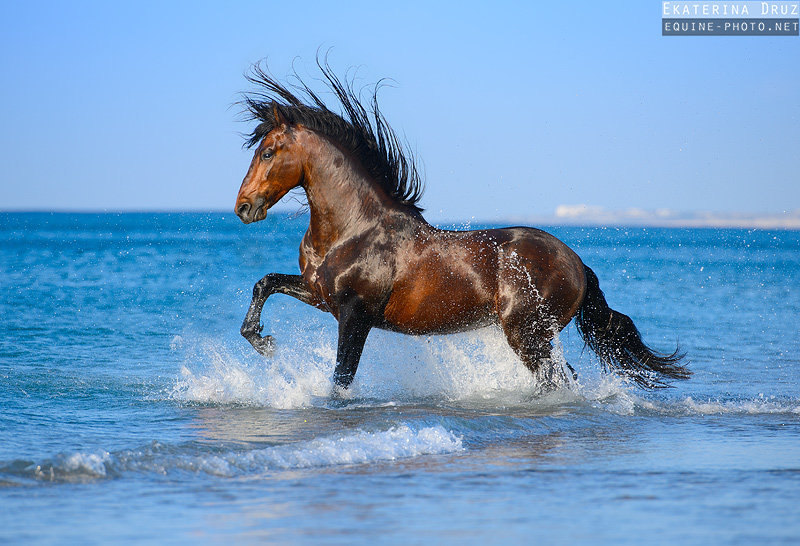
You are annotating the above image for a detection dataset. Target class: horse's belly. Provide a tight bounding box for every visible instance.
[379,310,496,335]
[381,277,496,335]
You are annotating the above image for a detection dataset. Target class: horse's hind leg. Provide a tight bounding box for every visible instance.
[498,303,570,391]
[241,273,320,356]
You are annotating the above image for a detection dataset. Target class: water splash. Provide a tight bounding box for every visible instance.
[171,337,334,408]
[170,326,581,408]
[169,325,800,417]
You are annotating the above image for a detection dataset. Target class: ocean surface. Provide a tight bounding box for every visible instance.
[1,212,799,544]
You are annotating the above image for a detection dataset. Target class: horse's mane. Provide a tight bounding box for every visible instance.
[242,59,424,212]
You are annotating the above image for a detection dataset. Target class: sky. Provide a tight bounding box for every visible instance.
[1,1,798,221]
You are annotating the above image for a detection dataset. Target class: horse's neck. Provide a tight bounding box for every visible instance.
[301,132,420,251]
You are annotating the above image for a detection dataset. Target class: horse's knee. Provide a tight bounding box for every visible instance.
[253,273,277,298]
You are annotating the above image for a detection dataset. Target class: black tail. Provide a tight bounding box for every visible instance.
[575,265,690,389]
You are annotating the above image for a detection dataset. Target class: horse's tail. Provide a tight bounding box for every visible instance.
[575,265,690,388]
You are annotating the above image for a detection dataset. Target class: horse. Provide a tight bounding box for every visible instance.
[234,61,689,391]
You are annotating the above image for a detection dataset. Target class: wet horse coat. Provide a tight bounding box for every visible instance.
[234,62,689,390]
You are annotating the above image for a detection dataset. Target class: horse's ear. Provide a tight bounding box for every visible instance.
[272,103,287,129]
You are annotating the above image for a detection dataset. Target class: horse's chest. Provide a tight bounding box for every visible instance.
[299,240,326,296]
[299,235,395,317]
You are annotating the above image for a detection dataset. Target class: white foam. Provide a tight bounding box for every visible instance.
[61,452,111,477]
[28,451,112,481]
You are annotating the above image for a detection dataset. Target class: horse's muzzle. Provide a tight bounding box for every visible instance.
[235,197,266,224]
[236,201,253,223]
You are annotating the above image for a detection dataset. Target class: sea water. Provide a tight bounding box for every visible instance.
[1,212,798,544]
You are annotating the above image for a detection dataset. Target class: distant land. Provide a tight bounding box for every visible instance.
[505,205,800,230]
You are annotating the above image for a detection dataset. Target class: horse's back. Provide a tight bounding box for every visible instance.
[381,224,585,335]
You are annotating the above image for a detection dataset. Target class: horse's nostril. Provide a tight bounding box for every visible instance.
[237,202,251,218]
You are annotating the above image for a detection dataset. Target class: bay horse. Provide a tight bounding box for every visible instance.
[234,62,689,391]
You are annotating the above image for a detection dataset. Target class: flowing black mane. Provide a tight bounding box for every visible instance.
[242,60,424,212]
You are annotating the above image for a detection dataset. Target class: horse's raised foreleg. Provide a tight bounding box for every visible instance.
[332,295,372,389]
[241,273,318,356]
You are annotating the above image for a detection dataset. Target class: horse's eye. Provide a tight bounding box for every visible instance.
[261,150,274,161]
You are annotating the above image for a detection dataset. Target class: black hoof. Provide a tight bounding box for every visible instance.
[249,335,275,357]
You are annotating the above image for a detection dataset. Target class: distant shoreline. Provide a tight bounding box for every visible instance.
[2,208,800,230]
[519,206,800,230]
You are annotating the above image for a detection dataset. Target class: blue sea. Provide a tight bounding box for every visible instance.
[1,212,799,544]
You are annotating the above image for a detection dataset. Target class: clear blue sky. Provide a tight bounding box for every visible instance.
[1,1,798,220]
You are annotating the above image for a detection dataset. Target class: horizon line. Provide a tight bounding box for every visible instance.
[3,208,800,231]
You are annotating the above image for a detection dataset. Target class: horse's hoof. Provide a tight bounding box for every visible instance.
[250,335,275,357]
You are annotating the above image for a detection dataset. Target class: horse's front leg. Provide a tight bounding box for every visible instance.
[332,295,373,390]
[241,273,317,356]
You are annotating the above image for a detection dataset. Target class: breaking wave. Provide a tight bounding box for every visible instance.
[0,424,463,483]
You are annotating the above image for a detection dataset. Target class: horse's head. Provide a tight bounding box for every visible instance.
[235,115,304,224]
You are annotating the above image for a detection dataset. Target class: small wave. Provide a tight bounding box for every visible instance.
[0,425,463,483]
[582,385,800,417]
[0,451,113,483]
[670,396,800,416]
[571,373,800,417]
